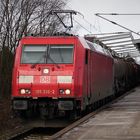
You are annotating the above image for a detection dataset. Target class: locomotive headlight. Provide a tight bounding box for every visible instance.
[25,89,31,94]
[20,89,26,94]
[43,68,49,74]
[65,89,71,95]
[59,89,65,94]
[20,89,31,94]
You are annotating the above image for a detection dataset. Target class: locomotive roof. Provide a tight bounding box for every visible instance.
[79,37,113,57]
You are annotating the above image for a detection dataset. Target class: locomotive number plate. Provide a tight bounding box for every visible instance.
[35,90,55,94]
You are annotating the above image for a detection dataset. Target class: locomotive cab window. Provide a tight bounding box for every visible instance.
[21,45,74,64]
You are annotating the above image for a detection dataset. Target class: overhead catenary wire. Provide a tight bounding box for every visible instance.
[65,5,101,33]
[73,18,92,33]
[95,13,140,37]
[95,13,140,16]
[71,13,100,33]
[72,16,101,34]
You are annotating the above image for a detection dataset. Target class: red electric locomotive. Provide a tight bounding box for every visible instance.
[12,35,115,119]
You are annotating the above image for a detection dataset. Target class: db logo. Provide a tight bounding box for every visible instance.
[40,76,50,83]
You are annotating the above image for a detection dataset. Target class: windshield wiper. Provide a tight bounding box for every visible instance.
[31,45,50,69]
[31,55,45,68]
[31,45,60,69]
[45,45,60,68]
[47,54,60,69]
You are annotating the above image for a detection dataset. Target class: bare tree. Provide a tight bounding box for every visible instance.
[0,0,67,52]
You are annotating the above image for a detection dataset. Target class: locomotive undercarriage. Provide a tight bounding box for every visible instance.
[12,98,81,120]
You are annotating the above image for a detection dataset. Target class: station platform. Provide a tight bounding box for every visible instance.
[58,86,140,140]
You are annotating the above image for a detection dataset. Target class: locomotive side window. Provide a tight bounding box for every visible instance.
[21,45,74,64]
[85,49,88,64]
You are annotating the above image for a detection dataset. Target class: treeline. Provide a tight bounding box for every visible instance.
[0,0,67,98]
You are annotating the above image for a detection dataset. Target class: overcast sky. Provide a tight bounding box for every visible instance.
[67,0,140,38]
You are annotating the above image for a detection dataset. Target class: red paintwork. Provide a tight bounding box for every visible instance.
[12,36,114,109]
[12,37,82,98]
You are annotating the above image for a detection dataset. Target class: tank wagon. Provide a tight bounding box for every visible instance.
[12,35,140,119]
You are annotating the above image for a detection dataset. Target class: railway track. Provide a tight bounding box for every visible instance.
[8,127,62,140]
[7,88,134,140]
[17,134,50,140]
